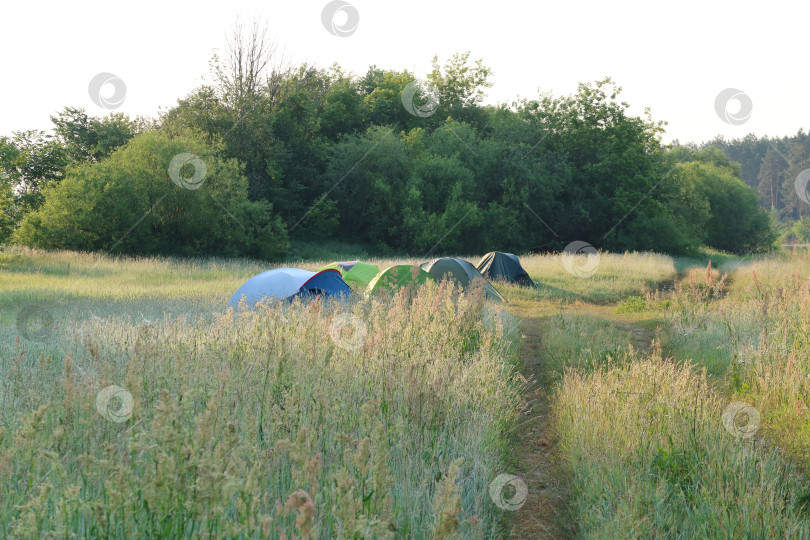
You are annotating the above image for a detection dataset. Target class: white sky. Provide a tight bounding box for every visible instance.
[1,0,807,144]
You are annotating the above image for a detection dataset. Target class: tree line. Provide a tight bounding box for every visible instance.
[704,132,810,244]
[0,25,778,259]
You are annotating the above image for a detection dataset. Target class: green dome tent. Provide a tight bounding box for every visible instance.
[476,252,537,287]
[420,257,505,302]
[366,265,436,295]
[317,261,379,288]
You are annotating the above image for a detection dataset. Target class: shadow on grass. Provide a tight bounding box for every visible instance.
[499,282,587,304]
[502,280,678,306]
[673,250,753,275]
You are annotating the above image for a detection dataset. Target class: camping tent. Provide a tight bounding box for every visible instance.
[317,261,379,288]
[366,265,436,294]
[476,252,536,287]
[420,258,505,302]
[227,268,351,309]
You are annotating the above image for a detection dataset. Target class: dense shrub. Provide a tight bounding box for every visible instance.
[14,131,288,260]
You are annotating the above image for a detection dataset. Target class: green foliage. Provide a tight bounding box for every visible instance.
[616,295,647,313]
[327,126,411,247]
[50,107,139,162]
[662,147,776,254]
[14,131,288,259]
[788,216,810,243]
[0,130,68,213]
[650,440,702,503]
[360,67,417,128]
[320,77,364,139]
[0,180,13,243]
[426,52,492,127]
[2,50,789,258]
[708,130,810,220]
[701,167,775,254]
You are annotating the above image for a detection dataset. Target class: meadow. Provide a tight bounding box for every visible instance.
[2,246,810,538]
[510,250,810,538]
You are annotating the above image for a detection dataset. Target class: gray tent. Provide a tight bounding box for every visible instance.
[420,257,505,302]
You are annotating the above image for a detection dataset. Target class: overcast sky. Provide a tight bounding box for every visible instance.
[1,0,807,144]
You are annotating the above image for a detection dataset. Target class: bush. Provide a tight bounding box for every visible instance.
[671,152,776,255]
[616,295,646,313]
[14,130,288,260]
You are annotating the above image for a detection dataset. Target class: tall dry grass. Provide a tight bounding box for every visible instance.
[555,346,810,537]
[0,248,525,538]
[534,250,810,537]
[659,252,810,459]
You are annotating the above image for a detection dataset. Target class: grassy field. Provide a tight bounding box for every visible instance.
[2,247,810,538]
[1,247,525,538]
[526,250,810,537]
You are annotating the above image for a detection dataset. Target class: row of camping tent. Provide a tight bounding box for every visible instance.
[227,252,536,309]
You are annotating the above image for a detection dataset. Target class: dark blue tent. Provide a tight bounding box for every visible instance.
[476,252,536,287]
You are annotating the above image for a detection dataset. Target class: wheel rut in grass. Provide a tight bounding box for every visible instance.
[507,309,574,539]
[504,300,663,539]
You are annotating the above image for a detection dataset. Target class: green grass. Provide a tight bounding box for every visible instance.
[284,240,378,263]
[535,312,634,376]
[4,246,810,538]
[672,246,746,274]
[502,251,678,304]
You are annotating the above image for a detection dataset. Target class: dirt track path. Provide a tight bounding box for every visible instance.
[507,309,574,539]
[503,270,697,537]
[505,301,661,538]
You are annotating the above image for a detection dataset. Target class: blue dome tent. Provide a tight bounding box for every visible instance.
[227,268,351,309]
